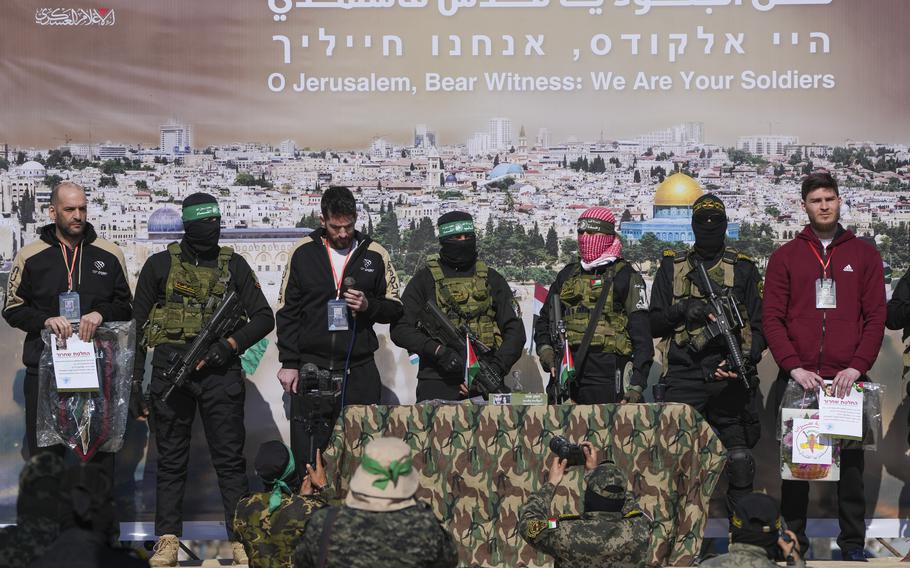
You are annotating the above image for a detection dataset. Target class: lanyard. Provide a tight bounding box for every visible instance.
[807,240,836,278]
[325,239,354,299]
[59,242,79,291]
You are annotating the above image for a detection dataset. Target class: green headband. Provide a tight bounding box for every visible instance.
[577,218,615,234]
[438,220,475,237]
[182,203,221,222]
[360,453,413,490]
[265,446,296,515]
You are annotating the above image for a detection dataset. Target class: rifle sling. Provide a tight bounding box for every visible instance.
[316,506,342,568]
[574,266,614,382]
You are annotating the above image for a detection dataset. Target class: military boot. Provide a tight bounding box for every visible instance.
[149,534,179,567]
[231,541,249,565]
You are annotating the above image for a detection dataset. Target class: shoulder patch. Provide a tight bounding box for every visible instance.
[624,509,643,519]
[662,249,675,257]
[525,519,549,540]
[736,252,754,263]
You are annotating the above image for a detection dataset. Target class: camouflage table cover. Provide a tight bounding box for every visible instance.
[323,402,726,567]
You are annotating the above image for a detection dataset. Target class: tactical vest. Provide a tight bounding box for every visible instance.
[558,261,633,356]
[426,255,501,349]
[668,248,752,353]
[145,242,235,347]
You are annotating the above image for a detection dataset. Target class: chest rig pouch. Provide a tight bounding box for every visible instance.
[669,248,752,353]
[426,254,501,349]
[146,243,235,347]
[558,261,632,356]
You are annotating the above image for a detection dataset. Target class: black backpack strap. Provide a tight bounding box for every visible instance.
[316,507,342,568]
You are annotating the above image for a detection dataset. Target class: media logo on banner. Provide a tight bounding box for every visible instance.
[35,8,116,26]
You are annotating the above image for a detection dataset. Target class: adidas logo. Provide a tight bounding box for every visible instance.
[843,264,854,272]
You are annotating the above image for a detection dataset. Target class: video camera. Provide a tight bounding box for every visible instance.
[549,436,586,467]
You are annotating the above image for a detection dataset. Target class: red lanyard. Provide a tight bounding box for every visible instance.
[806,240,836,278]
[325,239,353,299]
[59,242,79,291]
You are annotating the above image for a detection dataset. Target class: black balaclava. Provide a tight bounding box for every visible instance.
[182,192,222,258]
[59,464,116,538]
[691,193,728,260]
[437,211,477,270]
[255,440,301,498]
[730,493,782,559]
[583,461,628,513]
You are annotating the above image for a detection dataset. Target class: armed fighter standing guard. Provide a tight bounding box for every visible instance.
[534,207,652,404]
[390,211,525,401]
[132,193,274,567]
[276,186,402,471]
[649,193,765,516]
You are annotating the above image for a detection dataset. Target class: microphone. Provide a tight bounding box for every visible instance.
[341,276,357,296]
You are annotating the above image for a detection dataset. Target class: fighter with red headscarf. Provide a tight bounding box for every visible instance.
[533,207,653,404]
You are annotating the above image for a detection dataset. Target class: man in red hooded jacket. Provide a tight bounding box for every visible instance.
[762,172,886,560]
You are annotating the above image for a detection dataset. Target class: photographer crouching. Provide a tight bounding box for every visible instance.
[518,440,649,567]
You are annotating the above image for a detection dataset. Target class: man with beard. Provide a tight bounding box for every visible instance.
[390,211,524,401]
[649,193,766,518]
[533,207,652,404]
[700,493,803,568]
[132,192,274,567]
[763,172,885,559]
[3,181,132,471]
[276,186,402,468]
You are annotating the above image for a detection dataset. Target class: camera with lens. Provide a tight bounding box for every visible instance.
[549,435,586,467]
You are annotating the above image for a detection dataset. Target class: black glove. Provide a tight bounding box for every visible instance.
[682,299,710,325]
[436,346,465,374]
[204,338,235,368]
[537,345,556,373]
[129,380,149,419]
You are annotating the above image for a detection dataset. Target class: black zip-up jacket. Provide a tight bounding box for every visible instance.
[3,223,133,368]
[886,271,910,337]
[276,228,402,370]
[533,260,653,388]
[650,247,766,380]
[390,259,526,384]
[132,240,275,374]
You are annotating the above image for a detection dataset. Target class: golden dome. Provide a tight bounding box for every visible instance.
[654,173,704,207]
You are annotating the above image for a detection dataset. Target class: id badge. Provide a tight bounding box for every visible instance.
[815,278,837,309]
[327,299,349,331]
[59,291,81,322]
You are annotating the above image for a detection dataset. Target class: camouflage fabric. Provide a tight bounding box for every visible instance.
[233,491,328,568]
[322,403,726,567]
[517,481,649,567]
[293,501,458,568]
[700,543,805,568]
[0,453,64,568]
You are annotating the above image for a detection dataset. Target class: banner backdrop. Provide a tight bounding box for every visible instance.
[1,0,909,541]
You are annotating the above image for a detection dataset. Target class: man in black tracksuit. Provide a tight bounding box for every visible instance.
[3,181,132,468]
[649,193,765,517]
[131,193,274,566]
[276,186,402,471]
[390,211,525,402]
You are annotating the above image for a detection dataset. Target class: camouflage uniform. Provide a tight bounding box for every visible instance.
[518,464,649,568]
[234,492,328,568]
[293,501,458,568]
[0,453,63,568]
[700,543,805,568]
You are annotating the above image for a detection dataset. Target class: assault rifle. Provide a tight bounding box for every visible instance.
[546,292,571,404]
[416,301,507,396]
[695,262,753,391]
[160,289,244,402]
